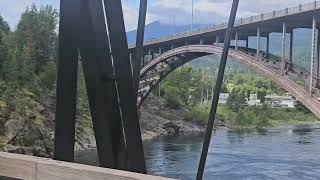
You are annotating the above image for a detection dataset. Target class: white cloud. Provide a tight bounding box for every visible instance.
[0,0,33,29]
[1,0,317,31]
[144,0,316,26]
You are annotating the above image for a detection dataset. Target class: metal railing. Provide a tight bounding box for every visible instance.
[129,1,320,48]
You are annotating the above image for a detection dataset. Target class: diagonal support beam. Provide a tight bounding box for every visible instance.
[103,0,147,173]
[78,0,126,169]
[196,0,239,179]
[133,0,148,96]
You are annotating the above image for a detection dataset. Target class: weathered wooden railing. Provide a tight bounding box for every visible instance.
[0,152,174,180]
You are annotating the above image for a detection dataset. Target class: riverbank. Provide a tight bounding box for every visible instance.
[141,95,320,140]
[0,92,318,156]
[140,94,205,140]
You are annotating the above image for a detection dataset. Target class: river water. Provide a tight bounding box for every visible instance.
[75,124,320,180]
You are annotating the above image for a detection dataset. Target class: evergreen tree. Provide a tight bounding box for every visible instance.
[12,4,58,89]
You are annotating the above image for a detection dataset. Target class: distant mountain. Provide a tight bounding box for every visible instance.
[127,21,207,45]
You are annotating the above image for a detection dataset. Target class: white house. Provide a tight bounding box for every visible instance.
[247,94,261,106]
[218,93,229,104]
[265,94,296,108]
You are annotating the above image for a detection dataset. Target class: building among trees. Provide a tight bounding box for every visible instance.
[265,94,296,108]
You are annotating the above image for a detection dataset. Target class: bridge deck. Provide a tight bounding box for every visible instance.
[0,152,174,180]
[129,1,320,50]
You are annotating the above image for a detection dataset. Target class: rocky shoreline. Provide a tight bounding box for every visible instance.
[140,94,205,140]
[1,93,318,156]
[0,94,206,156]
[75,94,207,149]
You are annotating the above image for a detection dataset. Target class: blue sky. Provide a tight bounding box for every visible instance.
[0,0,316,31]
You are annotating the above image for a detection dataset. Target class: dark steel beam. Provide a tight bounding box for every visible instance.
[133,0,148,97]
[103,0,147,173]
[78,0,125,169]
[54,0,81,162]
[196,0,239,179]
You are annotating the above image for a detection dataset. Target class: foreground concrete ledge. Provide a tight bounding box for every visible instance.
[0,152,175,180]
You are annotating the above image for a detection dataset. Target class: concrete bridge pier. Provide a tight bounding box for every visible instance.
[148,49,152,63]
[200,39,204,45]
[142,53,145,65]
[215,36,220,46]
[266,33,270,58]
[256,27,261,60]
[246,36,249,53]
[281,22,287,75]
[235,31,239,50]
[158,47,162,57]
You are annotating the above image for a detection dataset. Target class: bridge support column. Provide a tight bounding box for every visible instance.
[281,22,286,75]
[310,17,318,95]
[158,47,162,56]
[200,39,204,45]
[133,0,148,95]
[246,37,249,53]
[235,32,238,50]
[266,34,270,58]
[256,27,260,60]
[148,49,151,63]
[215,36,220,46]
[289,29,294,71]
[54,0,79,162]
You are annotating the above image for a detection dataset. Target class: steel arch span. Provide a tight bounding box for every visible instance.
[138,45,320,119]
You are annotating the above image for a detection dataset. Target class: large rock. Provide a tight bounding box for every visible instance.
[3,98,55,157]
[4,115,25,141]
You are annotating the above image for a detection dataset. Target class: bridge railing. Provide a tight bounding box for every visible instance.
[0,152,173,180]
[288,6,301,14]
[131,1,320,49]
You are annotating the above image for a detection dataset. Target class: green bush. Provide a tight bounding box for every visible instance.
[190,105,209,125]
[164,93,181,109]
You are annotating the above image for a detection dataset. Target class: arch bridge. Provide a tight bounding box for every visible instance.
[130,1,320,119]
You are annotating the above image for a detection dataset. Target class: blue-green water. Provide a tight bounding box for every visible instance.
[75,124,320,180]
